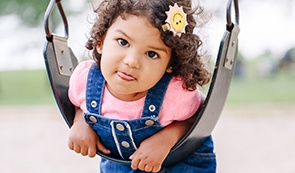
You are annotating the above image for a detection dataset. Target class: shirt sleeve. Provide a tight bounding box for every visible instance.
[68,60,95,111]
[158,77,202,126]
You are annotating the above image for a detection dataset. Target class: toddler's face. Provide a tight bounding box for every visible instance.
[98,15,172,101]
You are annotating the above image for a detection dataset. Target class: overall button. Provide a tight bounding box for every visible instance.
[91,100,97,108]
[89,116,97,123]
[145,120,154,126]
[116,123,125,131]
[149,105,156,112]
[121,141,130,148]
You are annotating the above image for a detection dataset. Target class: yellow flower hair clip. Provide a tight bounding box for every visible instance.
[162,3,188,37]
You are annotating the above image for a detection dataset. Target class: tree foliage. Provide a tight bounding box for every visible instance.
[0,0,293,27]
[0,0,87,26]
[0,0,49,26]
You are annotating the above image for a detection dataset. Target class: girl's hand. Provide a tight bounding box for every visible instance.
[129,117,197,172]
[68,108,111,157]
[129,132,170,172]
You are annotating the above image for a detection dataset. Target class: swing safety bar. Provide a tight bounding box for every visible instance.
[43,0,240,168]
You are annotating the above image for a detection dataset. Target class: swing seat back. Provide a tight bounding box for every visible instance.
[43,35,78,126]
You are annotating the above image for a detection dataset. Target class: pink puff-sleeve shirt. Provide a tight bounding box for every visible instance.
[68,60,201,126]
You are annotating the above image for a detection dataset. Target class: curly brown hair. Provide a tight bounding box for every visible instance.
[86,0,211,90]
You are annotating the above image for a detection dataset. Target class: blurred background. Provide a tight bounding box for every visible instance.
[0,0,294,172]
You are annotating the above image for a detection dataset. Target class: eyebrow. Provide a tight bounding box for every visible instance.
[114,29,169,54]
[148,45,169,54]
[114,29,133,42]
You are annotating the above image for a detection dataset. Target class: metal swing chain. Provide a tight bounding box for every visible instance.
[224,0,240,70]
[227,0,240,28]
[44,0,75,76]
[44,0,68,40]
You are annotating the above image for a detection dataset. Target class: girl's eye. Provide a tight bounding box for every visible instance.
[146,51,159,59]
[118,38,129,47]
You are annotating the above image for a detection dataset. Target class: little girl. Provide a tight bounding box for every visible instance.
[68,0,216,172]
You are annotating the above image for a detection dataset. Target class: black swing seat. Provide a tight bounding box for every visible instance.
[43,0,239,167]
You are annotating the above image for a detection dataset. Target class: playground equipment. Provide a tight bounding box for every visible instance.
[43,0,240,168]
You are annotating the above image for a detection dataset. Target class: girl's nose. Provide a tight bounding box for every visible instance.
[123,51,141,68]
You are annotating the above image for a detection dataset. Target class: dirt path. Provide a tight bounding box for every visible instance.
[0,103,294,173]
[214,103,295,173]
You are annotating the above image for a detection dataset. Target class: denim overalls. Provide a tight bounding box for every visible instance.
[84,64,216,173]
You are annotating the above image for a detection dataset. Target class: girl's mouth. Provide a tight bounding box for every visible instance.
[117,71,136,81]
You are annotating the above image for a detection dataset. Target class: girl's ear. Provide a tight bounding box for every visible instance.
[96,46,102,54]
[166,66,173,73]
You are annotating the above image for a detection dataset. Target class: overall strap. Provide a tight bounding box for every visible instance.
[86,63,173,117]
[86,63,105,114]
[142,73,173,118]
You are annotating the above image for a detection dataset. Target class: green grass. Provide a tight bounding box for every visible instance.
[0,70,54,105]
[227,74,295,104]
[0,69,294,105]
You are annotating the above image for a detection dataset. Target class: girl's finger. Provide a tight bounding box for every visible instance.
[68,141,74,150]
[88,146,97,158]
[80,146,88,156]
[152,165,161,173]
[137,160,146,171]
[73,144,81,154]
[131,158,140,170]
[144,165,153,172]
[96,140,111,155]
